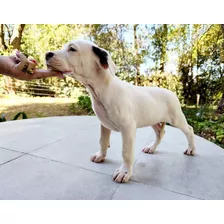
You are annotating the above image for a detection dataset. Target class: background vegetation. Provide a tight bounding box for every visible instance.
[0,24,223,148]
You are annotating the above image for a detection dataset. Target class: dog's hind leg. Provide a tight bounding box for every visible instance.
[171,112,195,156]
[142,122,166,154]
[91,124,111,163]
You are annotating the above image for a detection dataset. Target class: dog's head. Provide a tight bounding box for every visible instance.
[45,40,117,82]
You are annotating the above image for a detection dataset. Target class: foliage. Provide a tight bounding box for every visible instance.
[12,112,28,120]
[0,114,6,122]
[151,24,169,72]
[142,73,183,101]
[0,112,28,122]
[182,106,224,148]
[77,95,94,114]
[85,24,151,82]
[1,24,223,105]
[69,95,94,115]
[48,76,85,98]
[1,24,224,147]
[171,24,224,105]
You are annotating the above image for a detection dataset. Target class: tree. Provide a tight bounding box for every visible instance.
[0,24,25,51]
[0,24,87,96]
[217,24,224,113]
[85,24,134,80]
[133,24,141,85]
[85,24,151,85]
[151,24,169,73]
[195,24,224,106]
[11,24,25,50]
[0,24,7,51]
[1,23,223,105]
[171,24,224,105]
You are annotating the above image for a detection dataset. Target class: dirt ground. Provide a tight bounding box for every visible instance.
[0,96,76,121]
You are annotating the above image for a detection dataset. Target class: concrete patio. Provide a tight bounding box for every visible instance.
[0,116,223,200]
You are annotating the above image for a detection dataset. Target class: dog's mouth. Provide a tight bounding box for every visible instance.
[47,64,73,76]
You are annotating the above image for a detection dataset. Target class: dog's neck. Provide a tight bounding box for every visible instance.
[85,84,99,102]
[82,69,114,102]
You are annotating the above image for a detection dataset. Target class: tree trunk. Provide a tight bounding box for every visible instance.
[159,24,168,73]
[133,24,141,86]
[0,24,7,51]
[10,24,25,50]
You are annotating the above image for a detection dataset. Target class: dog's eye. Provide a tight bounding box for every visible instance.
[69,47,76,52]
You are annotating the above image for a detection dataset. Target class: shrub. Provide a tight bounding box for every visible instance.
[182,106,224,148]
[69,95,94,115]
[0,112,28,122]
[77,95,93,114]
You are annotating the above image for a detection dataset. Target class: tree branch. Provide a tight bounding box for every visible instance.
[4,24,12,45]
[10,24,25,50]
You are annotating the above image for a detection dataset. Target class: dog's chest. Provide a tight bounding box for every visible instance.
[92,100,119,132]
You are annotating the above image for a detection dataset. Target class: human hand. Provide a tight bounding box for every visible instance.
[6,51,64,80]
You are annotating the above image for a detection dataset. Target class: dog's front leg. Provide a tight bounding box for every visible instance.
[91,124,111,163]
[113,125,136,183]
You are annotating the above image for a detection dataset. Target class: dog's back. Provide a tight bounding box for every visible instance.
[128,85,183,127]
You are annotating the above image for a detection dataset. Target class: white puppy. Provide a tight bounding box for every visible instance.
[46,40,195,183]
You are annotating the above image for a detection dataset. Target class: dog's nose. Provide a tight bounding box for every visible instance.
[45,52,54,61]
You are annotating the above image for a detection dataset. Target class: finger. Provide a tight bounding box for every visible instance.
[26,61,37,75]
[16,51,27,62]
[29,59,38,65]
[14,56,21,64]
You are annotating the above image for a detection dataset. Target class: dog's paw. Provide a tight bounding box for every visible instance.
[90,152,105,163]
[142,145,156,154]
[113,168,131,183]
[184,148,195,156]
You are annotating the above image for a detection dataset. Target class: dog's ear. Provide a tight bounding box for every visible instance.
[92,46,109,69]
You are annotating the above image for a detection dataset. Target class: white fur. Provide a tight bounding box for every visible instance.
[46,40,196,183]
